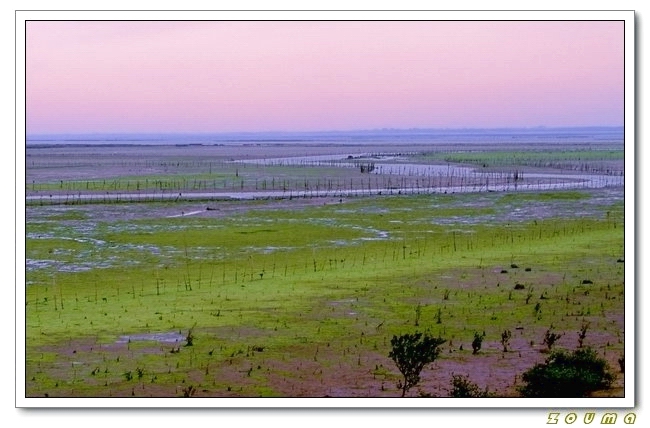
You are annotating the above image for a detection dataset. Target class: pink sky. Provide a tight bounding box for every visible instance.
[26,21,624,134]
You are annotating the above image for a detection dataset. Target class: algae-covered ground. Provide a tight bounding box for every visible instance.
[25,178,626,397]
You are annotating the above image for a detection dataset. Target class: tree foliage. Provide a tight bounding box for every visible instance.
[389,332,446,397]
[518,348,615,397]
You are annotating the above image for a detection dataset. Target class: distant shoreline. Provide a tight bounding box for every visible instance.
[25,127,624,147]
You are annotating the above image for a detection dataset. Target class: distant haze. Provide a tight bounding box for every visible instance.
[26,21,624,134]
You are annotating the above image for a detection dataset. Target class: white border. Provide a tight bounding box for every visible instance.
[15,9,636,411]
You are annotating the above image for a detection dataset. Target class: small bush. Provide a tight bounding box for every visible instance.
[543,326,563,351]
[518,348,615,397]
[450,374,491,398]
[182,385,196,397]
[577,322,590,348]
[501,329,512,352]
[526,287,534,304]
[414,303,422,327]
[472,332,485,355]
[185,324,196,347]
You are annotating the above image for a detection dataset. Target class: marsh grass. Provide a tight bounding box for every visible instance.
[413,149,624,175]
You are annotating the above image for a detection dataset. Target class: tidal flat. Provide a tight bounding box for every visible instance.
[24,131,627,398]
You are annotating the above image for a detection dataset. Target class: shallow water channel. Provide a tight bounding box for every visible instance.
[27,154,624,205]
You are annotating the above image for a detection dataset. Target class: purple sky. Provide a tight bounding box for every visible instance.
[26,21,624,134]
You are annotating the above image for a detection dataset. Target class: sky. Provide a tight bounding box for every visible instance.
[26,20,624,135]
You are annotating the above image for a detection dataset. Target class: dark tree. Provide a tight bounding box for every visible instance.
[389,332,446,397]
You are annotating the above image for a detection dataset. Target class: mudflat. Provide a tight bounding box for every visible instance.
[24,132,626,398]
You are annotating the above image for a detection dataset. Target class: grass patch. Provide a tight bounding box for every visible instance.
[496,191,591,203]
[414,149,624,165]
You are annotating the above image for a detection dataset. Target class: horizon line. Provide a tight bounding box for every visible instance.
[26,125,624,139]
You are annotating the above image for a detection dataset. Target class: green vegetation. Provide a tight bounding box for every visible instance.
[450,374,492,398]
[578,322,590,348]
[389,332,446,397]
[495,191,590,204]
[543,326,564,351]
[518,348,615,397]
[24,143,626,398]
[413,149,624,175]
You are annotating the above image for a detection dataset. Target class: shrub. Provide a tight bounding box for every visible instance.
[185,323,197,347]
[518,348,615,397]
[450,374,492,398]
[501,329,512,352]
[543,326,563,351]
[389,332,446,397]
[526,288,534,304]
[182,385,196,397]
[414,303,422,327]
[577,322,590,348]
[472,332,485,355]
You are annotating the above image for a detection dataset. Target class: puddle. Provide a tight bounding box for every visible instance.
[116,331,186,344]
[26,258,57,270]
[167,210,206,218]
[328,299,355,306]
[242,245,296,254]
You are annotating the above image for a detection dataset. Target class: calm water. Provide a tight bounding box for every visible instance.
[26,127,624,147]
